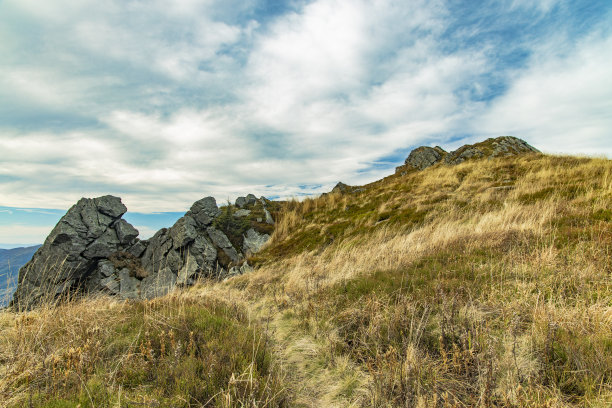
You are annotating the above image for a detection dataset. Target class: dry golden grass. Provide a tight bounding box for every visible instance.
[231,154,612,407]
[2,153,611,407]
[0,290,289,407]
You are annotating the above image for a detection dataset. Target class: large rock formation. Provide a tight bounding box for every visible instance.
[444,136,540,165]
[396,136,540,174]
[12,194,275,310]
[404,146,447,170]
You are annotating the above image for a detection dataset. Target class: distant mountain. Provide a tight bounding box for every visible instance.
[0,245,40,307]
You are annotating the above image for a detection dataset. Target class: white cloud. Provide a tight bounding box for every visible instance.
[473,30,612,156]
[0,0,610,219]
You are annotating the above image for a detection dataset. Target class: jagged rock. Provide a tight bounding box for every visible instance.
[445,136,540,165]
[224,262,254,281]
[207,227,240,263]
[445,146,483,164]
[115,219,139,245]
[235,196,247,208]
[264,208,275,225]
[207,227,233,249]
[246,194,257,206]
[140,228,173,274]
[332,182,351,194]
[165,249,182,274]
[235,194,258,208]
[234,209,251,217]
[100,275,119,294]
[169,215,198,248]
[404,146,447,170]
[82,228,121,259]
[11,195,132,310]
[12,193,265,309]
[243,228,270,254]
[192,235,217,265]
[98,260,115,277]
[127,240,147,258]
[94,195,128,218]
[190,197,219,226]
[177,253,199,286]
[398,136,540,172]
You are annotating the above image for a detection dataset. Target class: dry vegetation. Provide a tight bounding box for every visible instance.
[1,153,612,407]
[0,292,289,407]
[238,154,612,407]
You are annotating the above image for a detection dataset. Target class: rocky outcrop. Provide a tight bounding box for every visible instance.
[243,228,270,254]
[444,136,540,165]
[12,194,275,310]
[330,182,365,195]
[12,196,137,309]
[396,136,540,174]
[235,194,257,208]
[405,146,447,170]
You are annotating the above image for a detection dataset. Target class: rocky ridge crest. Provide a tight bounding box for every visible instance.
[395,136,540,175]
[12,194,276,310]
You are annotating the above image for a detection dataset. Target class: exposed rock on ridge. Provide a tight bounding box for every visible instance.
[396,136,540,174]
[12,194,275,310]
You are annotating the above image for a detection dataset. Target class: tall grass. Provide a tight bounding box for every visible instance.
[0,290,289,407]
[231,154,612,407]
[2,154,611,407]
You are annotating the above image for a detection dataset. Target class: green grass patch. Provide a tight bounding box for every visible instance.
[11,297,287,408]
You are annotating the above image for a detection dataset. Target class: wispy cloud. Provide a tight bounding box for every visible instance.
[0,0,610,219]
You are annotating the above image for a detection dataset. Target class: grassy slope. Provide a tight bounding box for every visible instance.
[1,153,611,407]
[234,153,612,407]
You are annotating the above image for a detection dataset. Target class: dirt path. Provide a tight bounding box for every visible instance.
[254,302,369,408]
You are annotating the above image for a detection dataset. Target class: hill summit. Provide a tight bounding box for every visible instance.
[396,136,540,175]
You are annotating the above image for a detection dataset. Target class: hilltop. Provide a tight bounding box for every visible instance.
[1,137,611,407]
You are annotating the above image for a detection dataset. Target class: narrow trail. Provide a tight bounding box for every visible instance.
[252,301,369,408]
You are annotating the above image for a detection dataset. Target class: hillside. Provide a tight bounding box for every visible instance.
[0,245,40,307]
[1,148,611,407]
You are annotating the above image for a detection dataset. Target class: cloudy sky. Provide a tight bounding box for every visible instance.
[1,0,611,246]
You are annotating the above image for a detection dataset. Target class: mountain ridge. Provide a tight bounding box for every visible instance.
[4,136,611,406]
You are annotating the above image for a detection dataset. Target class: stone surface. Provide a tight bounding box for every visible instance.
[115,219,139,245]
[98,260,116,277]
[207,227,233,249]
[190,197,220,223]
[332,182,351,194]
[246,194,257,206]
[100,275,119,294]
[11,195,132,310]
[264,208,275,224]
[243,228,270,254]
[177,253,199,286]
[127,240,147,258]
[445,136,540,165]
[118,268,140,299]
[12,193,269,309]
[234,209,251,217]
[235,197,247,208]
[404,146,447,170]
[398,137,540,173]
[169,215,198,248]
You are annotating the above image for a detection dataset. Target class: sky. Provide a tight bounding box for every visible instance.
[1,0,611,246]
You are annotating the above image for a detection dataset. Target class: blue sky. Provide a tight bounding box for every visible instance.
[1,0,611,246]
